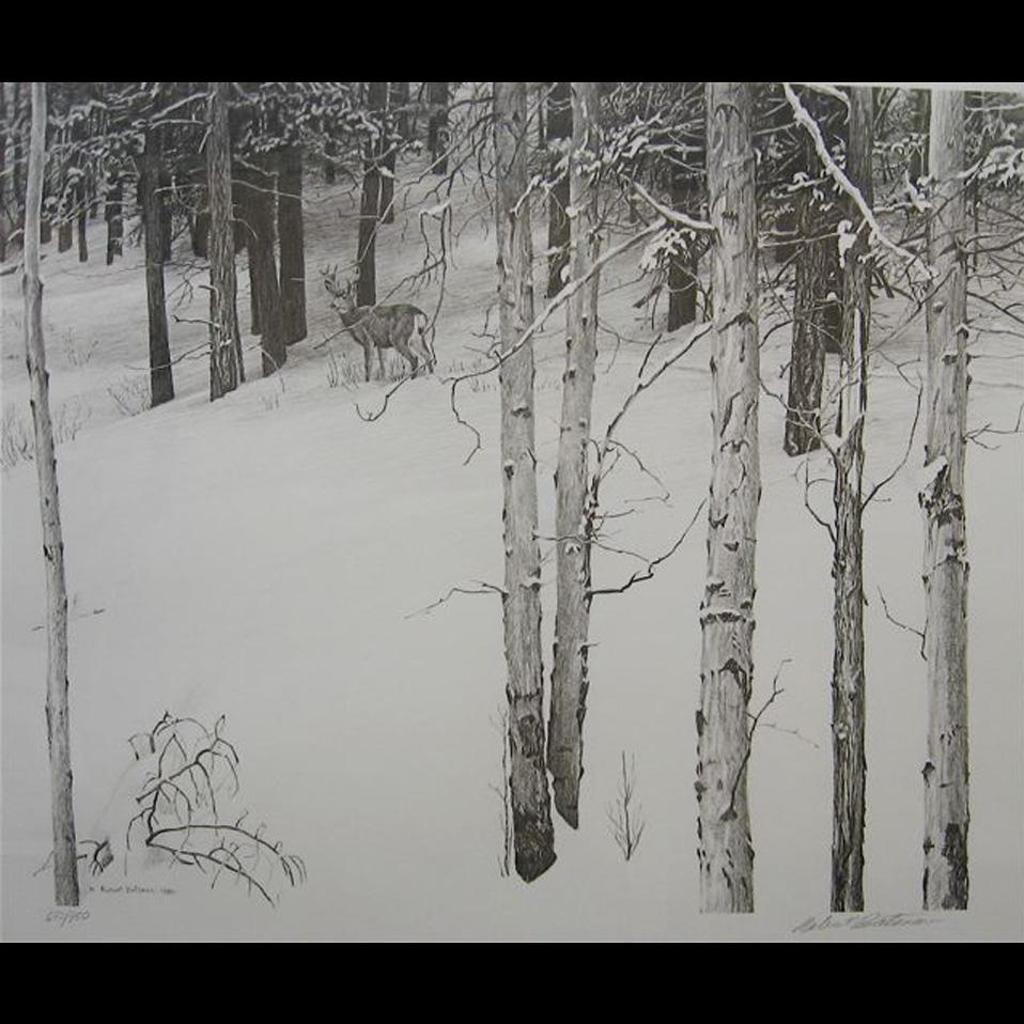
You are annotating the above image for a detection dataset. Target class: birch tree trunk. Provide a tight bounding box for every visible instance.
[24,81,80,907]
[921,88,969,911]
[547,82,601,829]
[697,81,759,913]
[494,80,556,882]
[206,81,242,400]
[830,86,873,912]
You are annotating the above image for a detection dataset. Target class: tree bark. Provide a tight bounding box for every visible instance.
[277,144,307,344]
[0,81,7,262]
[547,82,602,830]
[24,81,80,908]
[206,82,242,399]
[921,88,969,912]
[105,174,123,265]
[545,82,572,298]
[494,81,556,883]
[380,83,397,226]
[830,87,873,913]
[393,81,411,139]
[240,160,286,377]
[139,131,174,407]
[427,82,449,175]
[356,81,387,308]
[697,81,760,913]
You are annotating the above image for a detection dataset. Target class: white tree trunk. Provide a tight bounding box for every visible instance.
[493,81,556,883]
[921,88,970,911]
[24,81,80,907]
[548,81,602,829]
[831,86,873,912]
[697,82,760,913]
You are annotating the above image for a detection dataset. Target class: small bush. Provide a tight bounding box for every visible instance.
[108,375,151,417]
[1,405,33,470]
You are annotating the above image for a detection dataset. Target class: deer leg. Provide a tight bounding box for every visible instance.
[378,346,386,380]
[363,342,373,383]
[396,341,418,378]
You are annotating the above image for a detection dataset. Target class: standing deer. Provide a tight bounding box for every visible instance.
[322,266,434,382]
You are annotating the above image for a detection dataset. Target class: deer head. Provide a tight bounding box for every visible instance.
[321,265,355,312]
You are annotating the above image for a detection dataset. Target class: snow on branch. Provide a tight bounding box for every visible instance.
[631,181,714,233]
[782,83,927,274]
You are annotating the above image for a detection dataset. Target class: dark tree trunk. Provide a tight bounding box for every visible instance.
[105,175,123,265]
[158,163,173,263]
[206,82,242,399]
[191,210,210,258]
[546,82,572,298]
[356,81,387,307]
[427,81,449,175]
[139,131,174,407]
[239,160,286,376]
[667,167,698,329]
[277,144,307,344]
[24,82,80,908]
[393,81,411,139]
[830,87,874,913]
[76,179,87,262]
[58,216,72,252]
[909,88,931,183]
[323,135,336,184]
[784,111,843,456]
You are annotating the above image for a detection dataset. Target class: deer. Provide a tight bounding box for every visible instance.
[322,266,435,382]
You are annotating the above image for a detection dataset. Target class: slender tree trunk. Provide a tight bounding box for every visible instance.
[697,81,760,913]
[277,144,307,344]
[494,80,556,883]
[921,88,969,911]
[105,174,123,265]
[240,160,286,376]
[546,82,572,298]
[206,82,241,399]
[830,87,873,912]
[356,81,386,307]
[909,89,931,183]
[75,178,87,262]
[14,83,29,246]
[139,131,174,407]
[427,82,449,175]
[393,81,411,139]
[667,166,698,329]
[24,82,80,908]
[548,82,602,829]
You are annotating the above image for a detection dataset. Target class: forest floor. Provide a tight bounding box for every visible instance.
[2,151,1022,939]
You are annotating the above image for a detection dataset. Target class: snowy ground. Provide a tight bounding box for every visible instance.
[2,151,1022,941]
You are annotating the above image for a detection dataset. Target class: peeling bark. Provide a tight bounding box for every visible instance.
[548,82,601,829]
[921,88,969,911]
[494,81,556,882]
[697,82,759,913]
[24,82,80,907]
[830,87,873,912]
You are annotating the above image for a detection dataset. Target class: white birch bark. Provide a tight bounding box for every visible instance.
[548,81,602,829]
[697,82,759,913]
[494,81,556,882]
[23,81,80,907]
[921,88,970,910]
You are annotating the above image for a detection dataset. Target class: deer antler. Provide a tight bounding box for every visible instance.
[322,264,341,297]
